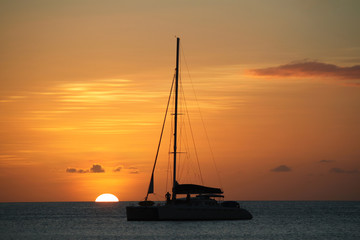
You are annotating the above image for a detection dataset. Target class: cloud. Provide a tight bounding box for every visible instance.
[113,166,122,172]
[127,166,139,174]
[90,164,105,173]
[124,166,139,174]
[271,165,292,172]
[111,165,139,174]
[330,168,359,174]
[319,159,335,163]
[248,61,360,82]
[66,168,89,173]
[66,168,77,173]
[66,164,104,173]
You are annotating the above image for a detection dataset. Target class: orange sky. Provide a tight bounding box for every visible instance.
[1,0,360,202]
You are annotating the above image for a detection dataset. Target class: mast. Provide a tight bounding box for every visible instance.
[172,37,180,200]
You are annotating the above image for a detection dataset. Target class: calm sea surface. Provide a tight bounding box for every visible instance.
[0,201,359,239]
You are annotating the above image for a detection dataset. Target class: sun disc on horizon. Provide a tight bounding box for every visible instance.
[95,193,119,202]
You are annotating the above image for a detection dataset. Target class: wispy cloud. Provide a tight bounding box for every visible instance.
[55,79,164,104]
[248,61,360,84]
[18,78,165,134]
[0,154,28,166]
[319,159,335,164]
[0,96,26,103]
[271,165,292,172]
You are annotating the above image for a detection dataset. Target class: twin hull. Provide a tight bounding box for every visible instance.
[126,205,253,221]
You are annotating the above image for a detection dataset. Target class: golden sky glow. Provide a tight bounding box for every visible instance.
[1,0,360,202]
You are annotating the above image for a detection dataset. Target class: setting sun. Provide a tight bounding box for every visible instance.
[95,194,119,202]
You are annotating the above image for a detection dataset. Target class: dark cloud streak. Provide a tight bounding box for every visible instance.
[271,165,292,172]
[319,159,335,163]
[249,61,360,81]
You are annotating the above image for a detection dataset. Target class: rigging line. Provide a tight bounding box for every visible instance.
[180,43,223,189]
[182,112,199,184]
[166,105,174,192]
[165,142,171,192]
[167,81,177,188]
[179,114,191,182]
[177,42,202,183]
[180,81,204,184]
[145,72,176,200]
[166,75,176,192]
[177,63,184,181]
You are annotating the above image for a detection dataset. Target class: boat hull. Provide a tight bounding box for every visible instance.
[126,205,252,221]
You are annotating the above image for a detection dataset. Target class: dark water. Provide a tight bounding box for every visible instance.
[0,201,359,239]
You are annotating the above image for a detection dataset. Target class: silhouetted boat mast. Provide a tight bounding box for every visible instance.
[173,37,180,201]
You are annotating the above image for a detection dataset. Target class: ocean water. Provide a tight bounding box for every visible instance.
[0,201,359,240]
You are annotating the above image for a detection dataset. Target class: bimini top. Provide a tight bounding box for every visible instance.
[175,183,223,194]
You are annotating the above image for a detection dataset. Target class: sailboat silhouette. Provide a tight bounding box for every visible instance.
[126,38,252,221]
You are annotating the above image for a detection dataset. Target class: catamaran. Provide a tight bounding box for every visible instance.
[126,38,252,221]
